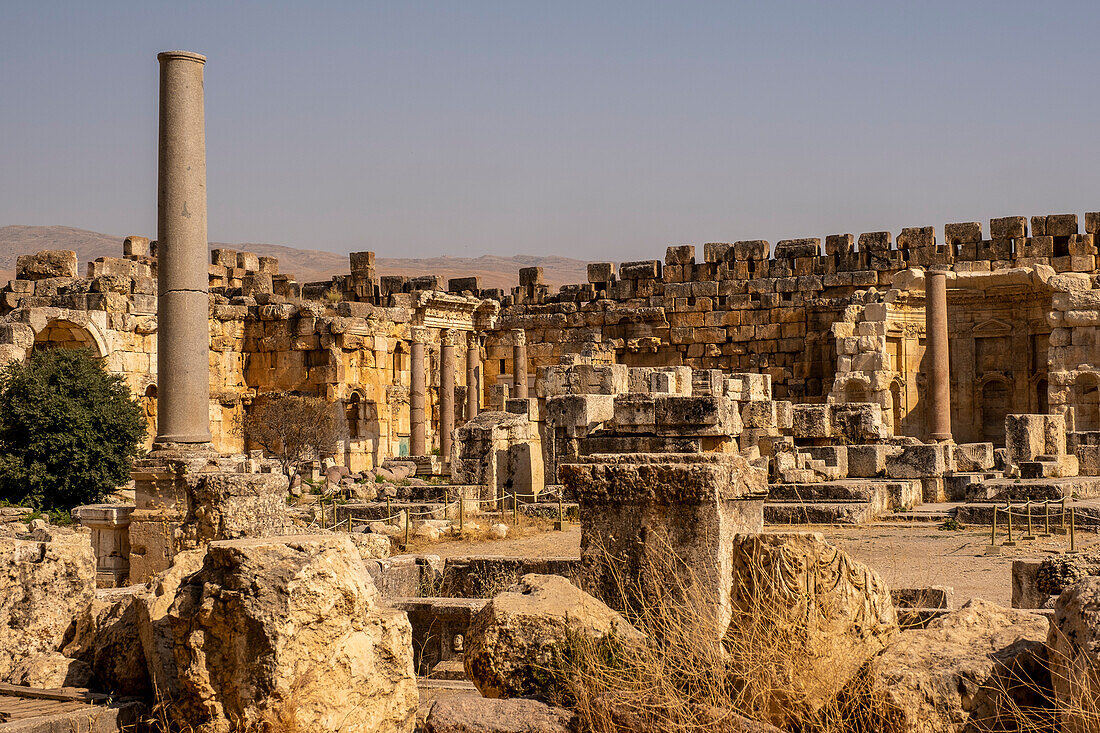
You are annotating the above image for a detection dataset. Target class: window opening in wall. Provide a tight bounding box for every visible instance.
[1053,236,1071,257]
[1037,378,1049,415]
[500,358,507,374]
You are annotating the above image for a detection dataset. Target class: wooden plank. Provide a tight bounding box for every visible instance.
[0,682,110,704]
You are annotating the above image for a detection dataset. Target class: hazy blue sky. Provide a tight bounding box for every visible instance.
[3,1,1099,261]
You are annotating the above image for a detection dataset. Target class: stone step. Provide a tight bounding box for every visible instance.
[965,477,1100,502]
[428,660,468,681]
[767,480,922,518]
[765,501,876,525]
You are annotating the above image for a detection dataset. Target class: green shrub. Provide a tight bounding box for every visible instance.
[0,348,145,510]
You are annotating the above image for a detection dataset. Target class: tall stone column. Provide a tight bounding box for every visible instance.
[156,50,210,445]
[925,270,952,442]
[439,329,456,461]
[512,329,529,400]
[410,329,427,456]
[466,332,480,421]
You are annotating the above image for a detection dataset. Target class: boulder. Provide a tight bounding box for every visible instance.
[135,549,207,701]
[64,587,149,697]
[727,532,897,720]
[150,535,416,732]
[864,598,1051,732]
[464,574,644,701]
[1048,576,1100,731]
[425,697,575,733]
[489,523,508,540]
[348,531,391,560]
[10,651,91,688]
[0,532,95,682]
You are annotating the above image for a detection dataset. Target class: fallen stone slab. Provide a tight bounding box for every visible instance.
[424,697,575,733]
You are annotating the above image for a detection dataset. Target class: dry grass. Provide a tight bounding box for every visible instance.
[546,535,1100,733]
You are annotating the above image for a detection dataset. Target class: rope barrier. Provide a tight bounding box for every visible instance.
[990,498,1078,552]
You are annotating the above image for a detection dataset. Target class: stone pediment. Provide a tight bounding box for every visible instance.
[970,318,1013,336]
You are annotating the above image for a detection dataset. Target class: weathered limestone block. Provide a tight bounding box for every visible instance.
[16,249,79,280]
[545,394,615,434]
[1048,576,1100,731]
[864,599,1051,733]
[728,532,897,720]
[1006,413,1067,464]
[791,404,831,438]
[180,472,290,545]
[952,442,995,472]
[831,402,890,442]
[0,532,95,682]
[425,697,575,733]
[560,453,767,632]
[726,372,772,401]
[10,651,92,688]
[464,574,643,700]
[63,586,149,696]
[452,411,544,500]
[150,536,417,733]
[885,443,947,479]
[654,395,742,437]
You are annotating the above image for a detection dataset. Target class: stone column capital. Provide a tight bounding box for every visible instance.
[410,326,429,344]
[440,328,457,347]
[512,328,526,347]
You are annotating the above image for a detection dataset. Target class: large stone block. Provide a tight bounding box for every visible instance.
[864,599,1051,733]
[885,443,947,479]
[1006,413,1067,464]
[16,250,78,280]
[464,574,643,701]
[0,531,95,682]
[952,442,995,472]
[1048,576,1100,731]
[728,532,897,722]
[653,395,742,437]
[560,453,767,633]
[452,411,544,500]
[148,535,417,732]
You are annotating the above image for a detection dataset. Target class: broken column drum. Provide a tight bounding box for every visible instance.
[439,329,456,461]
[512,329,528,400]
[410,330,427,456]
[156,50,211,445]
[925,270,952,442]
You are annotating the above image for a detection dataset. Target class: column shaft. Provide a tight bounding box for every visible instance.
[466,334,480,421]
[410,339,426,456]
[156,51,211,445]
[925,271,952,442]
[439,332,455,460]
[512,330,528,400]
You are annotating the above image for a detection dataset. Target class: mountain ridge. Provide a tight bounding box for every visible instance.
[0,225,591,290]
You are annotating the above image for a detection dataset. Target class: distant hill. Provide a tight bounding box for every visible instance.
[0,225,591,290]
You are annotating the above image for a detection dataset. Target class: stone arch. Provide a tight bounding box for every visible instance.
[32,318,107,357]
[980,377,1011,445]
[1073,373,1100,432]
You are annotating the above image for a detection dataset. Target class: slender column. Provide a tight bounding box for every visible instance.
[156,51,210,445]
[466,332,480,421]
[410,329,427,456]
[439,329,456,460]
[925,270,952,442]
[512,329,529,399]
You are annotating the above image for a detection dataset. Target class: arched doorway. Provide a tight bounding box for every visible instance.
[981,380,1010,445]
[32,319,104,356]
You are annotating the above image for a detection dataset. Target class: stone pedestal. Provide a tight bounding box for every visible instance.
[410,331,427,456]
[440,330,456,462]
[466,333,480,421]
[72,504,134,587]
[559,452,768,633]
[925,270,952,442]
[512,329,528,400]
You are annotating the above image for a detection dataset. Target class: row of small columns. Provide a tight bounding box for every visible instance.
[407,328,528,459]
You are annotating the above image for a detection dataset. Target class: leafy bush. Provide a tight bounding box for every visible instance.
[0,348,145,510]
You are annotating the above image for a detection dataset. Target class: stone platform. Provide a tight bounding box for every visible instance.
[764,479,922,525]
[963,476,1100,502]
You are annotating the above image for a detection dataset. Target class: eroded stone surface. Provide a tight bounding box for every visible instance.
[464,573,643,701]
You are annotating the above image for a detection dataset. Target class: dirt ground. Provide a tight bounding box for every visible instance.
[422,520,1100,607]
